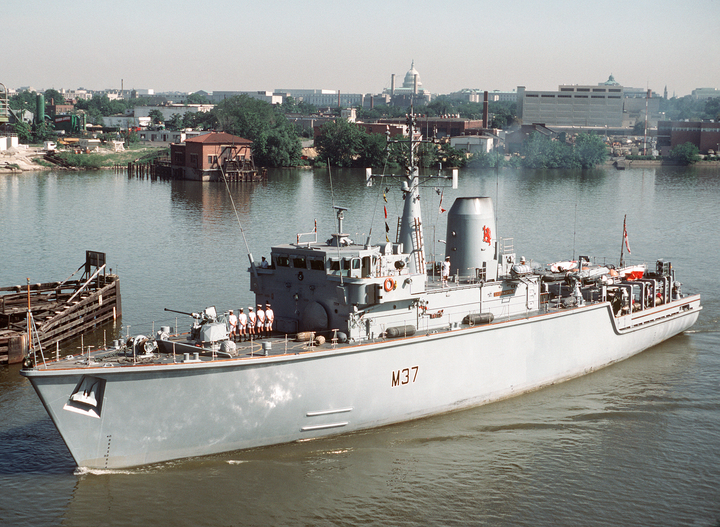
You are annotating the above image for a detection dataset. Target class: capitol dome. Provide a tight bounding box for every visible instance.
[402,60,423,90]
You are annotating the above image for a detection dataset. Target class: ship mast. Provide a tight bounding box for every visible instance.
[397,112,426,275]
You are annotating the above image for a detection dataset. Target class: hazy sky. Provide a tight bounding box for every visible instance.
[5,0,718,97]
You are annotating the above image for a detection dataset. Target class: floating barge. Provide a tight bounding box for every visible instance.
[0,251,121,364]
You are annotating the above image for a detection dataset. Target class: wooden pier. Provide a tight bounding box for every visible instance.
[221,166,267,182]
[117,157,267,182]
[0,251,121,365]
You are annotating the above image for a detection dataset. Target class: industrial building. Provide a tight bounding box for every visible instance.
[516,75,660,132]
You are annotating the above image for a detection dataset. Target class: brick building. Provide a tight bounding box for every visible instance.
[170,132,257,181]
[376,117,484,139]
[657,121,720,155]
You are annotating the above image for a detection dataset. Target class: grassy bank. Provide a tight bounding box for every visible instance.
[52,145,169,169]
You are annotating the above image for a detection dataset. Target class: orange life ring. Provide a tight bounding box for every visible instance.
[384,278,395,292]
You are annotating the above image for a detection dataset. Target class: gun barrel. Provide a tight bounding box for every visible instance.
[164,308,194,316]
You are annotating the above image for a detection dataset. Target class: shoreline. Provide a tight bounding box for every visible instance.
[0,146,51,173]
[3,147,720,174]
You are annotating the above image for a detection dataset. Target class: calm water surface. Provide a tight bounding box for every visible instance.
[0,165,719,526]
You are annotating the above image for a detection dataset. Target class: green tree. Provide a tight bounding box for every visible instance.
[148,109,164,125]
[253,128,302,167]
[123,130,139,145]
[426,96,457,117]
[32,121,54,143]
[488,102,517,129]
[522,132,577,169]
[573,133,608,168]
[456,101,484,119]
[467,150,506,168]
[166,113,183,130]
[669,142,700,165]
[75,95,130,118]
[315,118,364,167]
[414,142,439,168]
[438,143,467,168]
[187,92,210,104]
[12,121,32,143]
[705,97,720,121]
[44,89,66,105]
[9,90,37,113]
[212,95,301,167]
[280,97,319,116]
[296,100,319,115]
[182,110,211,129]
[357,132,388,168]
[659,95,713,121]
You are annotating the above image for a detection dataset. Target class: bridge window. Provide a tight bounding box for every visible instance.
[276,255,289,267]
[309,258,325,271]
[292,256,307,269]
[328,258,351,276]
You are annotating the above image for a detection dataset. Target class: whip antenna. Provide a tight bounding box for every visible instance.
[220,162,258,283]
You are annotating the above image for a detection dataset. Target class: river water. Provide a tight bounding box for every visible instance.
[1,165,719,526]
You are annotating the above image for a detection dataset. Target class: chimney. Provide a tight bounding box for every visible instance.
[391,74,395,97]
[483,91,489,129]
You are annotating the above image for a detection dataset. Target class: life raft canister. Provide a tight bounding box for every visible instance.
[384,278,395,292]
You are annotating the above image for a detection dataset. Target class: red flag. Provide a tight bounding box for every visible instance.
[384,205,387,219]
[623,218,631,254]
[439,190,446,214]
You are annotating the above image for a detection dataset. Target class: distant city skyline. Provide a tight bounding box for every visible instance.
[5,0,718,98]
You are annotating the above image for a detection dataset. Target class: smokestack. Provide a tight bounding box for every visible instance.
[338,90,341,108]
[483,91,489,129]
[391,74,395,97]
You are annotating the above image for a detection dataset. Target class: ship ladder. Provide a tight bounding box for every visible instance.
[412,217,425,273]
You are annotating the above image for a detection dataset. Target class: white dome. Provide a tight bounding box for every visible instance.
[402,60,423,90]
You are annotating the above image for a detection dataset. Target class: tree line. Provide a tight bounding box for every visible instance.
[10,88,714,169]
[314,120,610,170]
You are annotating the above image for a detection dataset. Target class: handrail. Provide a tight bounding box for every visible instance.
[66,264,106,304]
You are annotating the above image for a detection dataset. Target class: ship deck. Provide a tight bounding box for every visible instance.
[28,299,584,372]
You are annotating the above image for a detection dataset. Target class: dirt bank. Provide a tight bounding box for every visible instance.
[0,146,49,173]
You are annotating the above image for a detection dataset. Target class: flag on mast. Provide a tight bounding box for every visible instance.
[623,216,631,254]
[439,190,446,214]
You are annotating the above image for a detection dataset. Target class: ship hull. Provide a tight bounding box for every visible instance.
[22,296,701,469]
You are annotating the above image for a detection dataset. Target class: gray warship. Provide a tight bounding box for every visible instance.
[21,115,701,469]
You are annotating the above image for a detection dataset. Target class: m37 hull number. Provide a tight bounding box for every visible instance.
[392,366,419,387]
